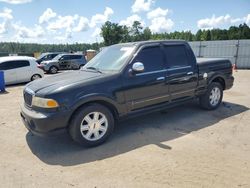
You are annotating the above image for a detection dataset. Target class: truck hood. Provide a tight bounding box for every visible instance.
[25,70,103,95]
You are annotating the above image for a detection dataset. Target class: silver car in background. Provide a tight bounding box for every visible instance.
[38,54,87,74]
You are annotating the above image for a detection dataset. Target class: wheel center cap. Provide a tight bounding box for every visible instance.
[90,121,100,131]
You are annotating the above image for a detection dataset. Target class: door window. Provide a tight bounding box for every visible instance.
[133,46,164,72]
[60,55,71,61]
[164,45,189,68]
[72,55,83,59]
[0,60,30,70]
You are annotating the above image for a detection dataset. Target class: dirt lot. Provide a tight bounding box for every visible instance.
[0,70,250,188]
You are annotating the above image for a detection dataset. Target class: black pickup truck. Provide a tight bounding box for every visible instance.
[21,40,234,146]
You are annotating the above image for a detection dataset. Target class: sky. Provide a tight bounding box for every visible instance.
[0,0,249,44]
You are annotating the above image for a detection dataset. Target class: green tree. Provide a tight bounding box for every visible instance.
[141,27,152,41]
[204,30,211,41]
[195,29,203,41]
[101,21,128,46]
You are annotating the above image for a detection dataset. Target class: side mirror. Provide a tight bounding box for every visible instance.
[132,62,144,73]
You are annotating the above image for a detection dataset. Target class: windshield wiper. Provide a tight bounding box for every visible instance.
[85,67,103,73]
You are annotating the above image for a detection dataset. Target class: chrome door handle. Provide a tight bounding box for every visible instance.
[156,77,165,81]
[187,72,193,75]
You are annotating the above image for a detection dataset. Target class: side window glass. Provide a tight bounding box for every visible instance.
[133,46,164,72]
[164,45,189,68]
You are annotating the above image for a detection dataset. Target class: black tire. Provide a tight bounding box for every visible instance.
[31,74,41,81]
[69,103,114,147]
[79,64,85,69]
[199,82,223,110]
[49,66,58,74]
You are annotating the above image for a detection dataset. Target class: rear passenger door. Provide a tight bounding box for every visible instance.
[164,44,198,101]
[71,55,84,69]
[14,60,31,82]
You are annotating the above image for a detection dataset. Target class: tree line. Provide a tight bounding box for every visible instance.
[0,42,101,54]
[0,21,249,54]
[101,21,250,46]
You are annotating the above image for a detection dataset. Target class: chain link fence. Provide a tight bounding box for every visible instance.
[189,39,250,69]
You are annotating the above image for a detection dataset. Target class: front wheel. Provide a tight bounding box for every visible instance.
[49,66,58,74]
[199,82,223,110]
[69,104,114,147]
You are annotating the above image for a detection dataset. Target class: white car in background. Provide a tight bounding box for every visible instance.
[0,56,44,85]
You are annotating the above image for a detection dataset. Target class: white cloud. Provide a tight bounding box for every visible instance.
[73,16,89,32]
[197,14,250,29]
[147,7,169,19]
[149,17,174,33]
[90,7,114,27]
[0,7,13,20]
[13,24,44,39]
[231,14,250,25]
[197,14,231,29]
[246,14,250,25]
[132,0,154,13]
[119,14,144,27]
[0,22,7,34]
[0,7,13,34]
[91,27,101,38]
[47,14,78,31]
[0,0,32,4]
[39,8,57,24]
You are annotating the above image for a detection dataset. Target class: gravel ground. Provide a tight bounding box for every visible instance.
[0,70,250,188]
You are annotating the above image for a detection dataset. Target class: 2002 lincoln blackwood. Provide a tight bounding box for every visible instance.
[21,40,234,147]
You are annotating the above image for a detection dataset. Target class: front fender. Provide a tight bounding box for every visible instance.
[70,93,127,117]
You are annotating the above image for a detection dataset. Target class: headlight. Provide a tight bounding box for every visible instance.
[32,96,59,108]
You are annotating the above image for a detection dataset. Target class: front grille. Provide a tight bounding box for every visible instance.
[24,91,33,107]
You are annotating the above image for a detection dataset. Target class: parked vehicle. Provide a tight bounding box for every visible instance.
[36,52,63,64]
[0,56,44,85]
[38,54,86,74]
[21,40,234,147]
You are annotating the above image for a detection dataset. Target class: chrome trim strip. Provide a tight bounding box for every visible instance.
[136,69,167,76]
[132,94,170,105]
[167,66,191,71]
[135,66,192,76]
[171,89,195,96]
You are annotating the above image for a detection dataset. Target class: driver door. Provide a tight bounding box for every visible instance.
[59,55,71,70]
[122,44,169,111]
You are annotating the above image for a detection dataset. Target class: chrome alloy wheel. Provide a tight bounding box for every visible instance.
[209,87,221,106]
[80,112,108,141]
[50,66,58,74]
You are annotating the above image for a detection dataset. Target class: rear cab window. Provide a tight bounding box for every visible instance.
[163,45,189,69]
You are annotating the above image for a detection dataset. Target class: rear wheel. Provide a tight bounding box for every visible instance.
[31,74,41,81]
[79,64,85,69]
[199,82,223,110]
[49,66,58,74]
[69,103,114,147]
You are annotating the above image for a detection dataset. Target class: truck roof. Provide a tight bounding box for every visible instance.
[113,40,187,47]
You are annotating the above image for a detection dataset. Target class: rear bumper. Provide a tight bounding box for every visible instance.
[20,104,71,136]
[225,75,234,90]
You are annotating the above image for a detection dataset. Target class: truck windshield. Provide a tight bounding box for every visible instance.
[84,45,135,72]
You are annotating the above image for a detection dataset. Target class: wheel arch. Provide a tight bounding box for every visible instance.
[30,73,42,81]
[68,98,120,127]
[209,75,226,90]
